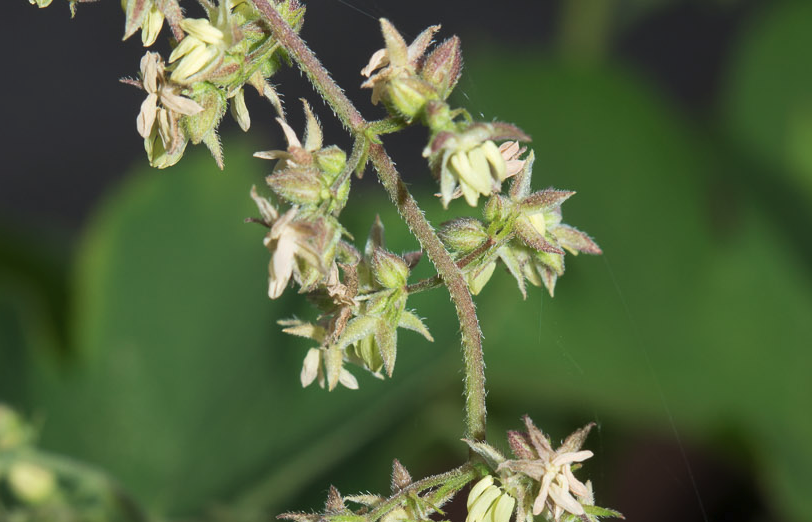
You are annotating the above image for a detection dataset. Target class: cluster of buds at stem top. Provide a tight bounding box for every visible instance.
[465,416,623,522]
[439,150,602,297]
[124,0,305,168]
[275,217,432,390]
[361,19,462,122]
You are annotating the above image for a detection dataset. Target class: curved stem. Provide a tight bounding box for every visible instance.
[369,145,486,441]
[250,0,364,131]
[250,0,487,442]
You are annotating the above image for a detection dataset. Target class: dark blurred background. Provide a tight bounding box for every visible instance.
[2,0,811,521]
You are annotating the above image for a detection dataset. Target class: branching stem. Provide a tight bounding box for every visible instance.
[250,0,488,442]
[366,463,479,521]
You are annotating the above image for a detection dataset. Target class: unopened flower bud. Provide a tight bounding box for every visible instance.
[385,77,437,120]
[422,36,462,100]
[29,0,53,8]
[266,169,322,205]
[314,146,347,177]
[438,218,488,252]
[371,249,409,289]
[141,3,164,46]
[183,82,227,144]
[8,462,56,504]
[483,195,510,223]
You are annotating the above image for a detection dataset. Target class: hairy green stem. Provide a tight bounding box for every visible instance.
[250,0,488,442]
[366,463,479,521]
[369,145,487,441]
[250,0,365,131]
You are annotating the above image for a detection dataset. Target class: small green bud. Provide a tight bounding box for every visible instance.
[438,218,488,252]
[483,194,510,223]
[183,82,227,144]
[314,146,347,177]
[371,249,409,289]
[29,0,53,7]
[266,169,322,205]
[385,77,437,121]
[8,462,56,504]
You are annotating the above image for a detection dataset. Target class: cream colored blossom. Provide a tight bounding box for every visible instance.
[249,186,326,299]
[498,417,594,521]
[168,1,239,83]
[136,52,203,153]
[29,0,52,8]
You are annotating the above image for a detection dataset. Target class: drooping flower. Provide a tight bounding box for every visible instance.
[134,52,203,167]
[249,186,338,299]
[424,122,530,208]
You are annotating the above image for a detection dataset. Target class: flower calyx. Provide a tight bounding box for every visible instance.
[256,100,351,214]
[249,186,341,300]
[361,19,462,121]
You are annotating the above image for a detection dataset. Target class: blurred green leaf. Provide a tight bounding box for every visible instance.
[20,142,447,519]
[464,54,812,521]
[724,2,812,198]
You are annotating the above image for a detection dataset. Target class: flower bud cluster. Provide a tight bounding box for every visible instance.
[439,150,602,298]
[249,104,431,390]
[126,0,305,168]
[361,20,462,122]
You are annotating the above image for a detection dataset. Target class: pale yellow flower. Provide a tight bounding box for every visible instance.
[136,52,203,152]
[498,418,594,521]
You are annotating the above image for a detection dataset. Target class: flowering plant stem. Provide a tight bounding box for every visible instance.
[249,0,487,442]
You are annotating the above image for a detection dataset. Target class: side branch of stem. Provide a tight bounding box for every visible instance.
[249,0,488,442]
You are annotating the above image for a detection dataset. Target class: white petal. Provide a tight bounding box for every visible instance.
[161,91,204,116]
[300,348,320,387]
[482,140,508,181]
[467,476,495,509]
[276,117,302,149]
[548,483,584,516]
[490,493,515,522]
[268,235,295,298]
[361,48,388,77]
[552,450,593,467]
[250,185,279,223]
[136,93,158,138]
[168,35,202,63]
[180,18,224,45]
[338,369,359,389]
[532,472,554,516]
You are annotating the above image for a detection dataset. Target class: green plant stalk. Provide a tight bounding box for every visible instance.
[365,463,479,521]
[250,0,488,441]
